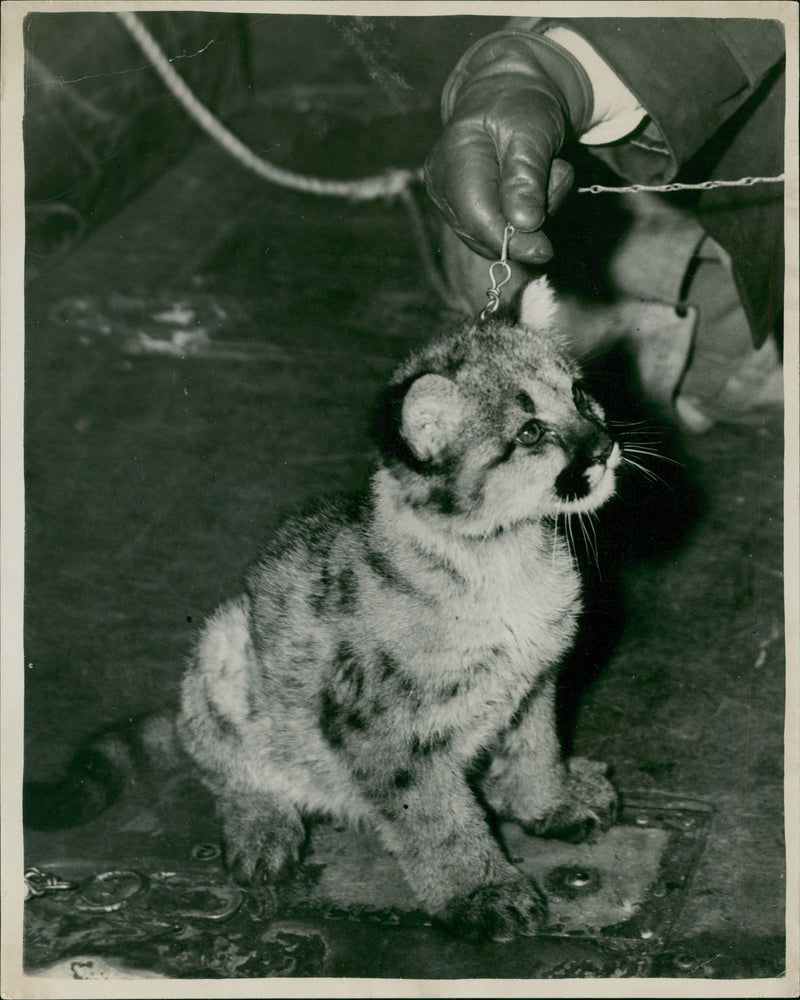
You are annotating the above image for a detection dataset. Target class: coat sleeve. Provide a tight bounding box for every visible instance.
[526,17,785,182]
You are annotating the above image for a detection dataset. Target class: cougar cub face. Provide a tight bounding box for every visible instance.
[383,279,621,535]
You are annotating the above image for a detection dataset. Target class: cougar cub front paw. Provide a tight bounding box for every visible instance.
[525,757,617,843]
[222,803,305,886]
[225,838,300,887]
[442,872,547,943]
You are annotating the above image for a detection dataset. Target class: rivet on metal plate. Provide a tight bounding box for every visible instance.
[191,843,222,862]
[565,869,593,888]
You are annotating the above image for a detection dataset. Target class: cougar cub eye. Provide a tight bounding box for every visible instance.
[515,420,544,446]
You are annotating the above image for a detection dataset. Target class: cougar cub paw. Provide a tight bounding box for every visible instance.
[222,810,305,886]
[442,872,547,943]
[525,757,617,843]
[225,840,300,887]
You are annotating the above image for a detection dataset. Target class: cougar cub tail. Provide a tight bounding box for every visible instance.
[23,713,181,831]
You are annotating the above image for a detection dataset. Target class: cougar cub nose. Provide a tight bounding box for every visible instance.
[591,431,614,464]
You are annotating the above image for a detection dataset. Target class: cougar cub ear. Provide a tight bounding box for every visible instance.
[401,374,465,463]
[519,276,558,333]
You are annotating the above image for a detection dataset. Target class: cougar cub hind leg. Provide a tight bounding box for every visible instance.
[483,678,617,843]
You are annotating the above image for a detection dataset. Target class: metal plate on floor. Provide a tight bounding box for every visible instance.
[280,790,714,965]
[24,790,712,980]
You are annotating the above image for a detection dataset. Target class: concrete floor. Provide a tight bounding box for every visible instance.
[21,67,787,983]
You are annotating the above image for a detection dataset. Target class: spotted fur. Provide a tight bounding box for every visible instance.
[178,278,622,939]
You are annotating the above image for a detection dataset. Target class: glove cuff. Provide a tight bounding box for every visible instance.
[441,29,594,136]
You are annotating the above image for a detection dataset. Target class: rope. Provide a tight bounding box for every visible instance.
[117,11,784,204]
[115,10,421,202]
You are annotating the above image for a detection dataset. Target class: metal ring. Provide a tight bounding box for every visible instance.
[75,870,148,912]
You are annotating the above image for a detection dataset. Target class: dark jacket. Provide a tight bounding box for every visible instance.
[534,18,785,346]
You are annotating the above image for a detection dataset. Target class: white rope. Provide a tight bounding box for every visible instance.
[116,10,421,202]
[117,10,784,202]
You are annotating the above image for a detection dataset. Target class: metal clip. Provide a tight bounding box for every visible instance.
[25,867,77,900]
[480,224,515,320]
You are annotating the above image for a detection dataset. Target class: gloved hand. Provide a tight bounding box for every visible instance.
[425,31,594,264]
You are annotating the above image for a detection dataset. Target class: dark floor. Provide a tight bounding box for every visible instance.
[21,69,787,983]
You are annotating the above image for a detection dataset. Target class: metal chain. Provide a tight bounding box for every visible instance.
[578,174,785,194]
[25,867,77,900]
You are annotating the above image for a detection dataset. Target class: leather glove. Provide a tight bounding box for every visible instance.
[425,30,594,264]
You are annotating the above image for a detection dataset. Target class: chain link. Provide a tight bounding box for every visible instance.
[25,867,77,900]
